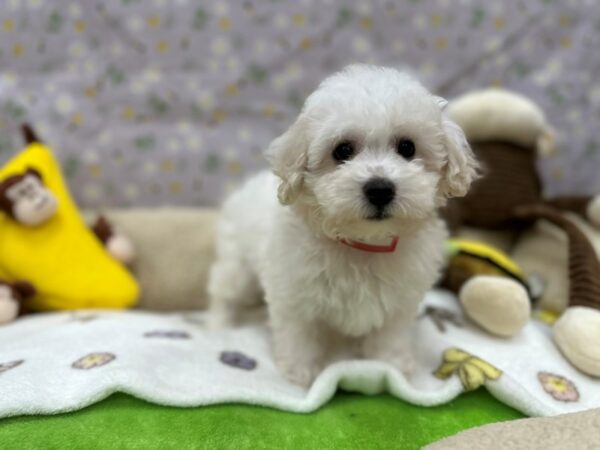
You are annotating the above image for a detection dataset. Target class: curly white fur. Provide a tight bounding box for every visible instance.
[208,65,477,386]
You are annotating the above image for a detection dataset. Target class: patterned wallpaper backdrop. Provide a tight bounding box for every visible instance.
[0,0,599,208]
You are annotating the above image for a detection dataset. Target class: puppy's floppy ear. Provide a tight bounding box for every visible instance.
[265,116,309,205]
[439,109,479,198]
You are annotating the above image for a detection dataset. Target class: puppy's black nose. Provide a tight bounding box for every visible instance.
[363,178,395,208]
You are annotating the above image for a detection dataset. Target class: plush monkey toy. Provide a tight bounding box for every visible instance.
[0,166,58,226]
[0,280,36,324]
[441,88,600,377]
[0,125,136,266]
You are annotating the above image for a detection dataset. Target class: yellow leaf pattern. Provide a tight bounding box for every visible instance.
[435,348,502,391]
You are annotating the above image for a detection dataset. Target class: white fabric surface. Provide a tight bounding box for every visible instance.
[0,290,598,418]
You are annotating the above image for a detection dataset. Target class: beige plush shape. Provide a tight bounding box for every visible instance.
[512,213,600,312]
[424,407,600,450]
[554,306,600,377]
[460,276,530,337]
[588,195,600,228]
[106,233,136,265]
[86,208,217,311]
[0,299,18,324]
[446,88,556,156]
[0,286,18,324]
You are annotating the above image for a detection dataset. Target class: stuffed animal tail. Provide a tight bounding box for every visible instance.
[513,204,600,310]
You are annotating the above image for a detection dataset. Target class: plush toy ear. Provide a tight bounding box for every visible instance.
[439,115,479,198]
[264,116,310,205]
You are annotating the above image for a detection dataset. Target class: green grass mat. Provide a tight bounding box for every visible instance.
[0,389,523,449]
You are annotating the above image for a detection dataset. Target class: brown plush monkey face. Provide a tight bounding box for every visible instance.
[0,168,58,227]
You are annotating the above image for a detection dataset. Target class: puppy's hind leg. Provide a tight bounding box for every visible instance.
[207,246,261,328]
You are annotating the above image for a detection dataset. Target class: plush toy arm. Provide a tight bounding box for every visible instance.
[91,215,136,265]
[544,196,600,228]
[91,215,113,245]
[0,280,35,325]
[12,281,37,300]
[514,204,600,310]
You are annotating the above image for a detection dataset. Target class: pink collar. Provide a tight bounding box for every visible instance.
[338,236,399,253]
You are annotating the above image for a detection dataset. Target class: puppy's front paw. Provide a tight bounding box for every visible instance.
[275,356,323,388]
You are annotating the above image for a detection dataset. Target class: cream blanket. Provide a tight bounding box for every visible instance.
[0,291,598,418]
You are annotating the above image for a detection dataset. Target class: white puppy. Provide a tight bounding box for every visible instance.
[208,65,478,387]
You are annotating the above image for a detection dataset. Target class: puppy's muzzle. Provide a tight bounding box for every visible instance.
[363,178,395,209]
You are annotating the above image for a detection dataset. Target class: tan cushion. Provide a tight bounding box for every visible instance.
[425,407,600,450]
[87,208,218,311]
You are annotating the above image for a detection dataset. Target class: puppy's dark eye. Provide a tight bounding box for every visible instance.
[332,141,355,163]
[396,139,416,159]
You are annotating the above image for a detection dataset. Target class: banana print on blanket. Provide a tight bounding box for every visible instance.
[434,348,503,391]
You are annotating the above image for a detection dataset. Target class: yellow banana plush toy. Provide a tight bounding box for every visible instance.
[0,128,139,313]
